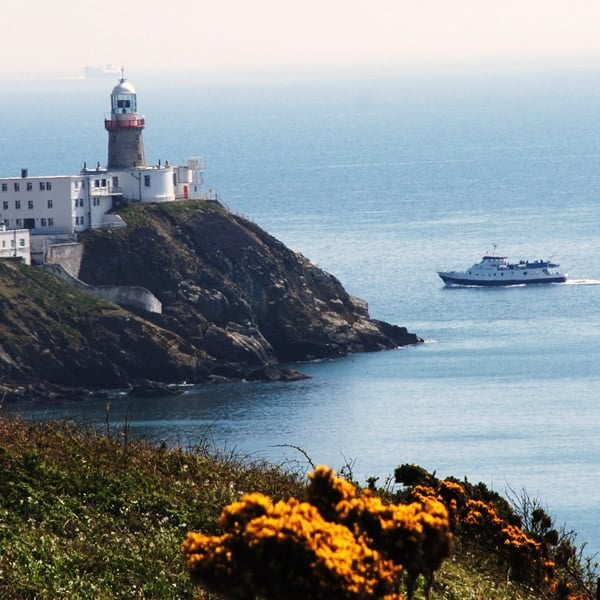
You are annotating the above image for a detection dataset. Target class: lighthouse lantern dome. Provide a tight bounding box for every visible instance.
[111,78,137,114]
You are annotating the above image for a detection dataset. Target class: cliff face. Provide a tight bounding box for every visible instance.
[0,200,420,394]
[0,261,212,392]
[79,202,420,364]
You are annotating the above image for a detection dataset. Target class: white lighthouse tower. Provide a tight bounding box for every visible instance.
[104,74,146,169]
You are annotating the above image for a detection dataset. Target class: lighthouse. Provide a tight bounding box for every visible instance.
[104,75,146,169]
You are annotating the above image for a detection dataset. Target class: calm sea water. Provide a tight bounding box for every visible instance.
[2,67,600,554]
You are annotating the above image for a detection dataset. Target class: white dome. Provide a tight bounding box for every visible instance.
[112,79,136,95]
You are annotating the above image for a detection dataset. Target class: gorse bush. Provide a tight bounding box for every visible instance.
[182,465,452,600]
[394,464,595,600]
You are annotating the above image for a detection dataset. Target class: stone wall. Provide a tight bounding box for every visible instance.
[46,242,83,277]
[41,263,162,314]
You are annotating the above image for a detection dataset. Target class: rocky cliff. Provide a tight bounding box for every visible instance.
[0,200,420,397]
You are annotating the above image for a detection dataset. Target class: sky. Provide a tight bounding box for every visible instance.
[2,0,600,80]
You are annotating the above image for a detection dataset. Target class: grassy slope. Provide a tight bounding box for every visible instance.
[0,417,541,600]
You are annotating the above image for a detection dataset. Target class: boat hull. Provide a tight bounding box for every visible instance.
[438,273,567,286]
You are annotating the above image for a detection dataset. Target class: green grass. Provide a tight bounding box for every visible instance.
[112,199,225,229]
[0,417,302,599]
[0,417,548,599]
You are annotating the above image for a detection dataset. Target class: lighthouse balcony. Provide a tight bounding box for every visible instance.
[104,118,145,130]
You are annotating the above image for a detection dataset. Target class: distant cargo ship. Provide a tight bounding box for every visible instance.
[83,64,121,78]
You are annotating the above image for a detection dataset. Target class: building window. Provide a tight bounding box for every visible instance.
[3,220,8,227]
[2,201,7,210]
[19,238,25,247]
[48,218,54,226]
[79,198,84,207]
[14,183,19,192]
[48,199,53,209]
[1,183,7,192]
[81,181,85,189]
[93,197,100,206]
[94,179,100,188]
[1,240,4,248]
[74,199,78,209]
[144,175,151,187]
[10,239,14,247]
[15,200,20,210]
[112,176,119,187]
[28,200,33,210]
[41,218,47,226]
[74,181,79,190]
[39,182,45,191]
[101,178,106,187]
[26,182,33,191]
[16,218,21,227]
[47,182,52,191]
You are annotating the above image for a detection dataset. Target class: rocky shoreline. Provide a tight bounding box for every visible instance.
[0,200,421,400]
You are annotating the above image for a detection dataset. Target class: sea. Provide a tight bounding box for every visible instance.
[2,65,600,556]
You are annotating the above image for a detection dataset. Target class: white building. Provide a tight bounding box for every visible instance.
[0,75,208,260]
[0,222,31,265]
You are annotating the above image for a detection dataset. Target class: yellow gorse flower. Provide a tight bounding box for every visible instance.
[182,465,453,600]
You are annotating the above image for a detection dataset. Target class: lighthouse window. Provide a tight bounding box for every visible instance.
[28,200,33,210]
[26,182,33,191]
[39,182,45,191]
[15,200,20,210]
[47,199,53,209]
[144,175,151,187]
[14,183,19,192]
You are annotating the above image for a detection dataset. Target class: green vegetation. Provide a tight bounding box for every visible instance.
[0,417,595,599]
[113,199,226,230]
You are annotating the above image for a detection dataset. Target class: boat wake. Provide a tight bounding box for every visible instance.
[564,279,600,285]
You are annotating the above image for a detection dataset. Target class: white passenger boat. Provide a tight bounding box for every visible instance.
[438,253,567,286]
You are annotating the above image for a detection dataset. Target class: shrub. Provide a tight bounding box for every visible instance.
[183,465,452,600]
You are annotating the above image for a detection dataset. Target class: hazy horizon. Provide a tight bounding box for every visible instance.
[3,0,600,82]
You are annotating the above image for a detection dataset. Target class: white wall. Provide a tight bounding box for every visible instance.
[0,176,75,235]
[0,227,31,264]
[115,167,176,202]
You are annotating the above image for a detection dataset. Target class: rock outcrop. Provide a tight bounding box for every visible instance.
[0,200,421,397]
